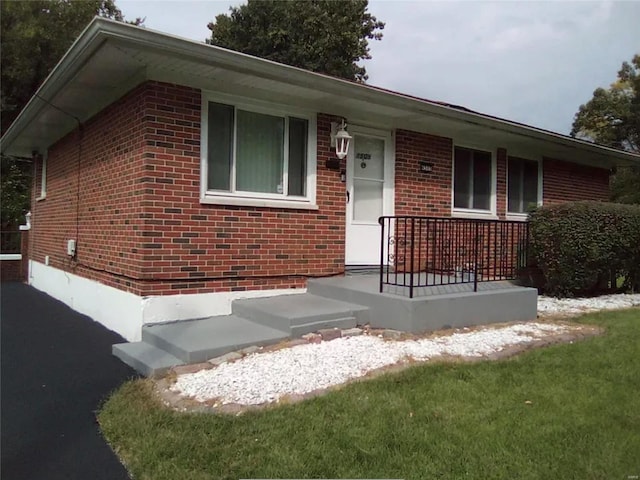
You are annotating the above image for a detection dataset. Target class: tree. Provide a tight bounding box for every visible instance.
[571,55,640,204]
[207,0,384,82]
[1,0,141,135]
[0,159,31,232]
[0,0,141,229]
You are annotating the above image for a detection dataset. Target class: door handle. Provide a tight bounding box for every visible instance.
[346,190,350,204]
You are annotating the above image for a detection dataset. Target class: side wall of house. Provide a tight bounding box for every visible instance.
[29,83,149,294]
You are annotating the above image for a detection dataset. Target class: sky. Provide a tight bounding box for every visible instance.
[116,0,640,135]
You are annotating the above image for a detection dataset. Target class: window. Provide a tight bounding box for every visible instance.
[453,146,493,211]
[36,152,47,201]
[202,96,316,208]
[508,156,540,214]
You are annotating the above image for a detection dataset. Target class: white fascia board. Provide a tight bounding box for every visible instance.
[3,17,640,167]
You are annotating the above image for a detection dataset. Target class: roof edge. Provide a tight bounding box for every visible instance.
[2,17,639,165]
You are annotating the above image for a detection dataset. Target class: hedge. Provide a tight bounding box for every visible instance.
[529,201,640,297]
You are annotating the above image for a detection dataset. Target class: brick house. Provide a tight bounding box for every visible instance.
[2,18,638,342]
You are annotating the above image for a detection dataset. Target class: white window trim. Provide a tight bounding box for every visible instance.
[505,154,543,221]
[451,143,497,217]
[200,91,317,210]
[36,151,47,201]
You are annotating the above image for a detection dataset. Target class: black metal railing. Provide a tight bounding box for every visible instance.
[379,216,529,298]
[0,231,22,254]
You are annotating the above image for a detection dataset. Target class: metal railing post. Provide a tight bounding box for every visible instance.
[473,221,479,292]
[409,217,415,298]
[379,217,385,293]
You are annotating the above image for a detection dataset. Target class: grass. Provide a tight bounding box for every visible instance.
[99,309,640,480]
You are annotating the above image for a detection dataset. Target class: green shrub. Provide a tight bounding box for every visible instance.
[529,201,640,297]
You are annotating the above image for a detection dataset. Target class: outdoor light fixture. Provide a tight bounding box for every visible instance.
[330,120,352,160]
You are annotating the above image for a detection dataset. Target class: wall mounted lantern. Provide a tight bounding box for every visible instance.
[330,120,352,160]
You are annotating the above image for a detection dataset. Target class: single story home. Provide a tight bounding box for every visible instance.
[2,18,639,342]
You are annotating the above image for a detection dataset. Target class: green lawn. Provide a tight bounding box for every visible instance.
[99,309,640,480]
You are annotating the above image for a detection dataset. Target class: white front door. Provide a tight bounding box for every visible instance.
[345,128,394,265]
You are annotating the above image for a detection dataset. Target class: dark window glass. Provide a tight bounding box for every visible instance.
[207,102,234,191]
[472,151,491,210]
[454,147,472,209]
[288,117,308,196]
[508,157,539,213]
[454,147,491,210]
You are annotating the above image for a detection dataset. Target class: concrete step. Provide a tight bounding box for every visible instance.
[232,293,369,335]
[112,342,184,378]
[290,317,356,337]
[141,315,290,364]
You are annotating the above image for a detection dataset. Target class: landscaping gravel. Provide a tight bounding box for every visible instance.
[171,322,570,406]
[538,293,640,316]
[170,293,640,407]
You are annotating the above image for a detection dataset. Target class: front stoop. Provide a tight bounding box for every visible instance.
[112,294,370,377]
[113,278,538,377]
[307,276,538,332]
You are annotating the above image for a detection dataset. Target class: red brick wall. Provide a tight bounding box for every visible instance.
[1,259,22,282]
[543,158,610,205]
[393,134,513,219]
[30,83,148,294]
[136,82,345,295]
[31,81,346,296]
[30,80,612,298]
[394,129,453,216]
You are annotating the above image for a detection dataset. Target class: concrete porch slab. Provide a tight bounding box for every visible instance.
[308,274,537,332]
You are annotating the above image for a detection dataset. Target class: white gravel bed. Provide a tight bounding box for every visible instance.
[538,293,640,316]
[171,322,570,406]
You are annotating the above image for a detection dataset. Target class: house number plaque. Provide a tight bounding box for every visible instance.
[419,161,434,173]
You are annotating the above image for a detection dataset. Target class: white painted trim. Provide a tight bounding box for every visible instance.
[27,261,308,342]
[200,90,317,208]
[35,151,47,201]
[199,195,319,210]
[142,288,306,325]
[451,211,499,220]
[29,261,143,342]
[0,254,22,261]
[505,213,529,222]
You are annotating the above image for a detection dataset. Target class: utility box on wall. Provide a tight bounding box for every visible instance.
[67,239,76,257]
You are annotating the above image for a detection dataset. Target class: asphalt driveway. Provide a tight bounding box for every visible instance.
[1,282,138,480]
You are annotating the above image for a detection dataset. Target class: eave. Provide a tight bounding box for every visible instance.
[2,17,639,170]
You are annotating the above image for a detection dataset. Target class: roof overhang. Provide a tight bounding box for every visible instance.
[2,17,639,169]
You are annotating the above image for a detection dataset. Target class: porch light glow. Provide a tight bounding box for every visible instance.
[331,120,352,160]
